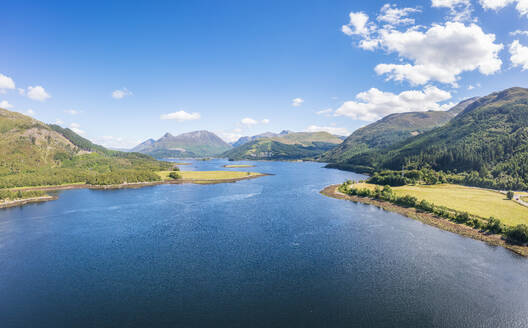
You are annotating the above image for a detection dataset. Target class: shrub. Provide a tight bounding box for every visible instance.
[172,166,180,171]
[506,224,528,244]
[486,217,502,234]
[395,195,417,207]
[455,212,470,223]
[418,199,434,212]
[507,191,514,200]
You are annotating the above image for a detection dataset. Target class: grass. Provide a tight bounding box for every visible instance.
[157,170,261,181]
[8,182,87,190]
[351,183,528,227]
[223,164,255,168]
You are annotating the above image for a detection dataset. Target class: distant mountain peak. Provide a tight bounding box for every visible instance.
[132,130,232,158]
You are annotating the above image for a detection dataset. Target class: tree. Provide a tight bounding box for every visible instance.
[169,171,181,179]
[507,191,514,200]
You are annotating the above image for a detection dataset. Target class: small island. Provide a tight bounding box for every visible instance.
[157,170,265,184]
[223,164,256,168]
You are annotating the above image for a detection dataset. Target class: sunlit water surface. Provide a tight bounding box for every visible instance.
[1,160,527,327]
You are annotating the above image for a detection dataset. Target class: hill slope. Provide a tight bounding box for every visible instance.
[321,97,478,162]
[223,131,343,160]
[132,130,232,158]
[0,108,170,188]
[340,87,528,190]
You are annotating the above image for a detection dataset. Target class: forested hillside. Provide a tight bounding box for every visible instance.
[223,131,343,160]
[334,87,528,190]
[0,108,171,188]
[321,97,478,163]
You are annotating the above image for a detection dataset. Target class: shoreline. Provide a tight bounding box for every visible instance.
[0,195,59,209]
[321,184,528,257]
[1,174,269,209]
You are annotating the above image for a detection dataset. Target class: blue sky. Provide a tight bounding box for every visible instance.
[1,0,528,147]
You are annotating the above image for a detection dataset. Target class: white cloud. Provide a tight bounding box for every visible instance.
[316,108,334,115]
[64,109,80,115]
[335,85,452,121]
[17,88,25,95]
[261,118,270,124]
[511,30,528,36]
[432,0,473,22]
[25,109,35,116]
[0,74,15,93]
[112,88,132,99]
[342,12,371,36]
[510,40,528,70]
[479,0,528,16]
[372,22,503,85]
[27,86,51,101]
[93,135,141,149]
[54,119,64,125]
[241,117,258,126]
[377,4,420,26]
[468,84,475,90]
[432,0,471,6]
[69,123,85,135]
[0,100,14,109]
[216,131,243,143]
[292,98,304,107]
[306,125,350,136]
[160,110,201,121]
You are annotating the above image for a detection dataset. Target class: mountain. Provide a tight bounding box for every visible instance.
[132,130,232,158]
[223,131,343,160]
[336,87,528,190]
[232,132,279,147]
[0,108,170,188]
[321,97,479,163]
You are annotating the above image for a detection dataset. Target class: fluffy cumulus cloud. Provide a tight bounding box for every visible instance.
[160,110,201,121]
[0,73,15,93]
[342,5,503,86]
[305,125,350,136]
[291,98,304,107]
[25,109,35,116]
[479,0,528,16]
[241,117,258,126]
[335,86,452,121]
[0,100,14,109]
[342,12,371,36]
[510,40,528,70]
[69,123,85,135]
[374,22,503,85]
[261,118,270,124]
[112,88,132,99]
[27,86,51,101]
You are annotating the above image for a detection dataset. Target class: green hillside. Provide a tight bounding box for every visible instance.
[334,87,528,190]
[321,98,478,163]
[0,108,171,188]
[223,131,342,160]
[132,130,232,158]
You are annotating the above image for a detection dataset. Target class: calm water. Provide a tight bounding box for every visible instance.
[1,160,528,327]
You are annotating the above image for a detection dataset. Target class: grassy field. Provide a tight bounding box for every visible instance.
[350,183,528,227]
[223,164,255,168]
[157,170,261,181]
